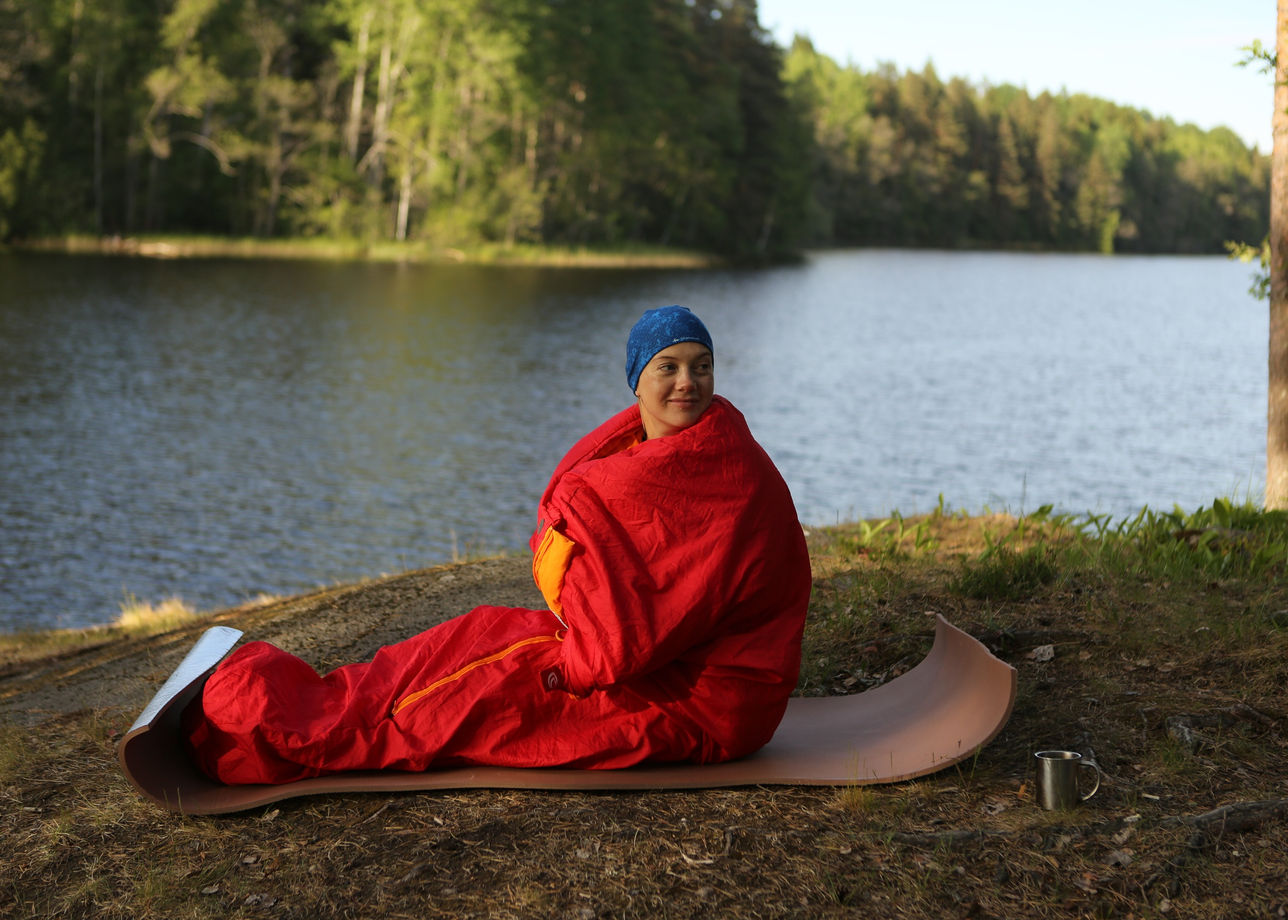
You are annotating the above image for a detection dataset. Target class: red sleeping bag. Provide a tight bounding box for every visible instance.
[185,396,812,784]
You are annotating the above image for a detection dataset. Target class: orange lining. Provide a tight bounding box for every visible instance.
[532,525,577,621]
[391,634,562,717]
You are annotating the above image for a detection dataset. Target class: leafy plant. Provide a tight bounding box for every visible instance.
[1080,499,1288,582]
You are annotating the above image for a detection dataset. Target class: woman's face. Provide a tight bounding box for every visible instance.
[634,341,715,440]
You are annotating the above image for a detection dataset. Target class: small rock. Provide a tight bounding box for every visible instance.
[1166,715,1200,751]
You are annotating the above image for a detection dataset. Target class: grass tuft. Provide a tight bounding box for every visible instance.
[114,594,198,633]
[951,544,1061,600]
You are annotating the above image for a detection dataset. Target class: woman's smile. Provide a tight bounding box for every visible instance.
[634,342,715,440]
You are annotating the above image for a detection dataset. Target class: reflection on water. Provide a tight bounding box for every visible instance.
[0,250,1265,631]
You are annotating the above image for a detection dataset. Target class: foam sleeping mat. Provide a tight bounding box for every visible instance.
[118,615,1017,815]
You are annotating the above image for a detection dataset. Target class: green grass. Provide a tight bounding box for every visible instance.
[951,543,1061,600]
[801,496,1288,694]
[947,498,1288,601]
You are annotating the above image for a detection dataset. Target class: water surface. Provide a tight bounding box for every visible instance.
[0,250,1265,631]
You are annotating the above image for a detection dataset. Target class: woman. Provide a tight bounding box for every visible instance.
[185,306,812,784]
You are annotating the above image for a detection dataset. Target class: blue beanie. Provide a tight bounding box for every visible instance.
[625,305,714,391]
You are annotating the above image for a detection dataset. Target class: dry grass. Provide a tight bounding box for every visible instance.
[0,595,201,672]
[2,509,1287,919]
[114,595,199,633]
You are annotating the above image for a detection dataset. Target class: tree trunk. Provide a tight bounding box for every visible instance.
[1270,2,1288,508]
[369,22,394,187]
[365,2,416,195]
[93,57,103,234]
[144,153,163,231]
[395,155,412,240]
[344,6,373,163]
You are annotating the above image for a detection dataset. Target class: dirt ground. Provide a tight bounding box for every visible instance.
[2,534,1287,919]
[0,556,542,728]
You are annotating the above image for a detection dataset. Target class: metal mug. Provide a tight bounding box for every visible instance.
[1034,750,1101,810]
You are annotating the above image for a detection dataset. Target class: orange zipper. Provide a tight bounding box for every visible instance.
[391,633,562,717]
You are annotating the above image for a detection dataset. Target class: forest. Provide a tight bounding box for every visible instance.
[0,0,1270,259]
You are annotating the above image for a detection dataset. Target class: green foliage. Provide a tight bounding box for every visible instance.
[0,0,816,257]
[944,498,1288,602]
[1239,39,1275,74]
[0,1,1267,256]
[832,508,940,560]
[1091,499,1288,582]
[782,39,1268,253]
[947,498,1288,604]
[1226,238,1270,300]
[0,120,44,239]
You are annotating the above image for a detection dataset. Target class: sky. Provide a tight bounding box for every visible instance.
[755,0,1275,151]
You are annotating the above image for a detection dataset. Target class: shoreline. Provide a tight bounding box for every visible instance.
[5,235,1241,271]
[7,234,723,269]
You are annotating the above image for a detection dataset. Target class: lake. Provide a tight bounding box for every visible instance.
[0,249,1266,632]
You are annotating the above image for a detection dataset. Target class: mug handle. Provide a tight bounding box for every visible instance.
[1079,760,1102,801]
